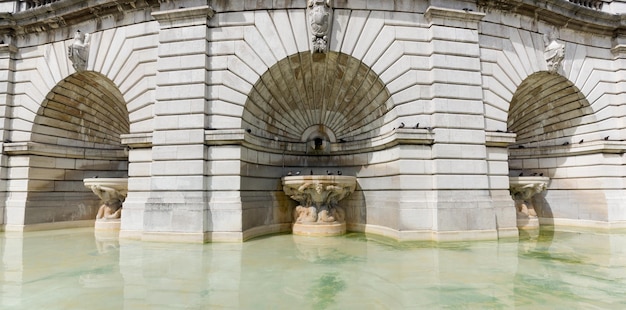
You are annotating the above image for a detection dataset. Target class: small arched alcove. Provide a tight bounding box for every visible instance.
[19,71,129,225]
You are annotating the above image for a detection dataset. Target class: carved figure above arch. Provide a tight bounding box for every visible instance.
[68,30,90,72]
[543,33,565,74]
[307,0,332,53]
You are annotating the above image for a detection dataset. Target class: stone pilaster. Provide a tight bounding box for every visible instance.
[0,41,17,229]
[485,132,519,238]
[425,7,497,240]
[143,6,215,242]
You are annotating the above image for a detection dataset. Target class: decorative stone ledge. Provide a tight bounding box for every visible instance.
[151,5,215,28]
[510,140,626,158]
[425,6,486,23]
[0,43,17,54]
[205,128,434,155]
[121,133,153,148]
[612,44,626,55]
[2,141,126,159]
[486,131,516,147]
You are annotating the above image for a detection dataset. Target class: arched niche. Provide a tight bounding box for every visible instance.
[34,71,129,148]
[242,51,392,152]
[10,71,129,225]
[508,72,597,147]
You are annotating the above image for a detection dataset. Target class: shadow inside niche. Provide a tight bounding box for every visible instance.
[533,192,555,244]
[344,182,366,231]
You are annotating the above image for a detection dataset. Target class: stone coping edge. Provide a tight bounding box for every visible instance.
[510,140,626,158]
[1,219,95,232]
[119,223,292,243]
[349,223,501,242]
[11,220,623,242]
[2,141,126,159]
[539,218,626,231]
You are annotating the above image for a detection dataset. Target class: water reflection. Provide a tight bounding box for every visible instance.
[1,228,626,309]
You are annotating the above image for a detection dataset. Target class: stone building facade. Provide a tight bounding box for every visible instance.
[0,0,625,242]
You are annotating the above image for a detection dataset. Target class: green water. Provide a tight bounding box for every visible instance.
[1,228,625,309]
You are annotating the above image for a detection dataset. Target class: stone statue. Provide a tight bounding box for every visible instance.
[96,199,123,220]
[294,205,318,223]
[68,30,90,71]
[88,184,124,220]
[293,182,332,223]
[308,0,332,53]
[283,174,356,236]
[287,180,352,224]
[544,33,565,74]
[511,182,547,218]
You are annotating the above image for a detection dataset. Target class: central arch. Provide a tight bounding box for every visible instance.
[239,51,394,237]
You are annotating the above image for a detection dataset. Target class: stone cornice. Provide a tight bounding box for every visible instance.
[479,0,626,36]
[0,0,622,37]
[205,129,434,155]
[0,0,160,35]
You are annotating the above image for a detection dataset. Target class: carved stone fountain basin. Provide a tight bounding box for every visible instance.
[83,178,128,196]
[509,176,549,200]
[84,178,128,232]
[509,176,550,230]
[282,175,357,236]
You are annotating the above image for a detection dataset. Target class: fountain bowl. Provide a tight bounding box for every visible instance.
[83,178,128,232]
[509,176,550,230]
[282,175,357,237]
[83,178,128,195]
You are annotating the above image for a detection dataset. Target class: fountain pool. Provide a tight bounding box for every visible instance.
[1,228,625,309]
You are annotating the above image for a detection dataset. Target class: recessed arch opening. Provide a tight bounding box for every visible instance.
[242,51,392,152]
[34,71,129,148]
[18,71,130,224]
[508,72,596,148]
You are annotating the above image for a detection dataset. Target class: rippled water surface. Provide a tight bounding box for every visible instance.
[1,228,626,309]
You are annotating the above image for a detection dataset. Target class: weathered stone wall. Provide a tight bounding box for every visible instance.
[0,0,624,240]
[479,5,626,228]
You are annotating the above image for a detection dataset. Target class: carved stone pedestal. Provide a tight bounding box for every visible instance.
[94,219,122,231]
[293,222,346,237]
[282,175,356,237]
